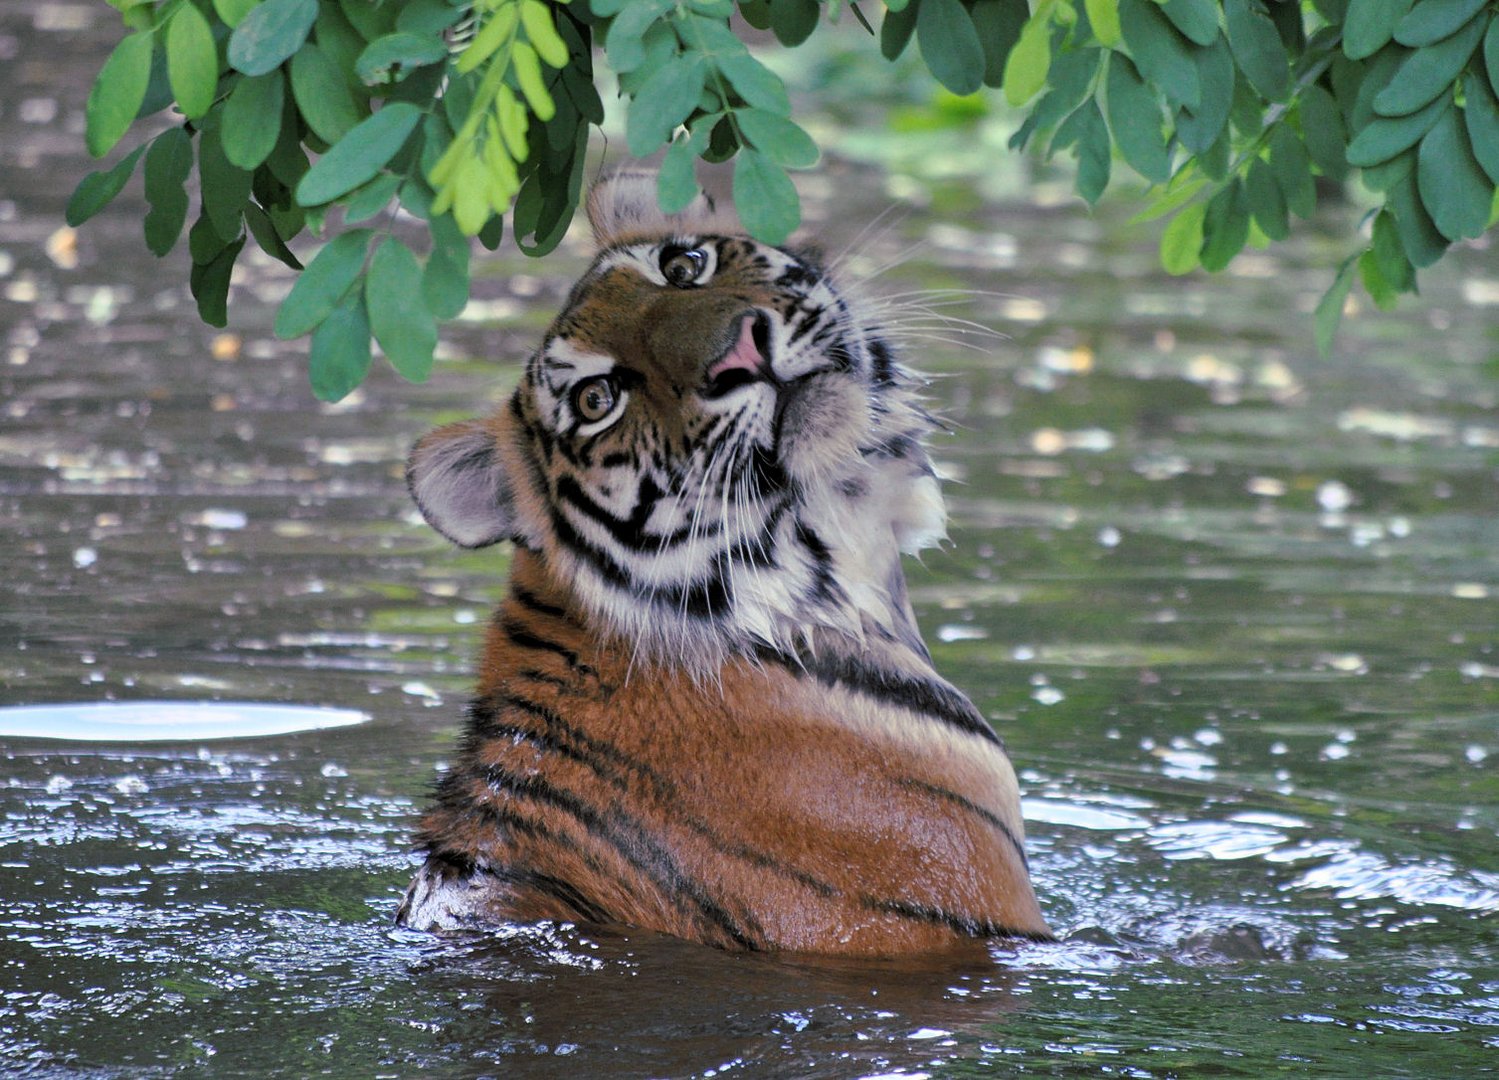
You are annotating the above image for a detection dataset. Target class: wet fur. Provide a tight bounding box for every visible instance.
[398,171,1049,954]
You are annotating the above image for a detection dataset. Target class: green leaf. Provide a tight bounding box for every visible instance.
[1160,0,1219,46]
[167,4,219,121]
[1362,146,1416,190]
[274,228,372,338]
[229,0,319,76]
[735,108,819,168]
[1130,174,1209,222]
[1463,73,1499,184]
[308,290,373,402]
[315,3,366,76]
[1269,126,1317,218]
[199,119,253,241]
[1343,0,1414,58]
[188,212,230,265]
[1085,0,1122,46]
[1004,13,1053,106]
[1416,103,1494,239]
[221,72,285,169]
[1160,200,1207,273]
[1198,129,1231,178]
[1177,36,1234,153]
[715,51,790,113]
[1487,17,1499,92]
[1199,177,1248,270]
[625,54,707,157]
[296,102,422,206]
[1119,0,1200,111]
[85,31,154,157]
[1223,0,1290,102]
[244,201,302,269]
[971,0,1028,87]
[1359,247,1400,309]
[214,0,262,29]
[1386,164,1451,265]
[423,213,471,320]
[1314,256,1358,356]
[739,0,772,27]
[658,134,701,213]
[604,0,672,74]
[355,32,448,85]
[1394,0,1487,46]
[1299,84,1349,178]
[732,148,800,244]
[1371,207,1416,291]
[290,44,364,144]
[917,0,986,95]
[341,172,401,223]
[338,0,399,42]
[142,127,193,255]
[366,237,437,382]
[1105,54,1172,183]
[1346,90,1448,165]
[1245,158,1289,239]
[65,143,147,227]
[190,235,246,328]
[397,0,464,35]
[767,0,820,47]
[1053,98,1111,204]
[880,3,919,59]
[1372,13,1485,116]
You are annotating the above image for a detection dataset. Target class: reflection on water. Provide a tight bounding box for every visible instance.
[0,701,368,741]
[3,0,1499,1074]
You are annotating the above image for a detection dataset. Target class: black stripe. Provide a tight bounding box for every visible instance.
[514,667,572,691]
[481,694,845,902]
[497,615,596,676]
[489,866,612,925]
[556,473,710,552]
[478,762,763,950]
[761,648,1005,749]
[897,777,1029,869]
[868,336,895,386]
[861,896,1054,942]
[794,519,839,603]
[510,583,571,621]
[787,305,825,344]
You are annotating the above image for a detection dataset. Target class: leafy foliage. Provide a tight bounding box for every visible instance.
[70,0,1499,399]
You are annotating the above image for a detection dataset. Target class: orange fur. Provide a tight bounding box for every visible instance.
[398,172,1049,954]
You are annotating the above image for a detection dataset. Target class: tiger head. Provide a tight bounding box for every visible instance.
[408,171,948,672]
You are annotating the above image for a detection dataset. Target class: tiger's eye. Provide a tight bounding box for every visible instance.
[573,376,618,423]
[661,247,707,287]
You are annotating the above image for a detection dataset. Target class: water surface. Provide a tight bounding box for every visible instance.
[2,3,1497,1075]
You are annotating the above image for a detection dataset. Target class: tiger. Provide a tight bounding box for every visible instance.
[395,170,1051,955]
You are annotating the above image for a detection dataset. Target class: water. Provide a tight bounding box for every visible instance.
[4,3,1498,1075]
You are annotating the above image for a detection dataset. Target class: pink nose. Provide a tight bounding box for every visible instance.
[704,313,768,386]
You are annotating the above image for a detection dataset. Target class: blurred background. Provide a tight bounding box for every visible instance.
[2,2,1498,1076]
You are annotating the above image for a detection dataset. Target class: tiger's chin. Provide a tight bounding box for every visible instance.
[397,169,1049,956]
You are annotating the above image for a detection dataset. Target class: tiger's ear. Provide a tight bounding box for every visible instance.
[585,168,731,248]
[406,419,515,549]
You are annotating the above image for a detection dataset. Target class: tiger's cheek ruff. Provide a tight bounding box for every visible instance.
[492,236,947,672]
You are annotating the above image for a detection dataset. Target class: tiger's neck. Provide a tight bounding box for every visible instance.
[491,544,937,693]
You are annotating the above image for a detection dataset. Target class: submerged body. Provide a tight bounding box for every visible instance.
[398,173,1049,954]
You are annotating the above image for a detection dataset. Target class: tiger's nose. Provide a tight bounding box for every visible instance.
[702,312,773,399]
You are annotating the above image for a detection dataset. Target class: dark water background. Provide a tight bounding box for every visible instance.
[3,3,1497,1076]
